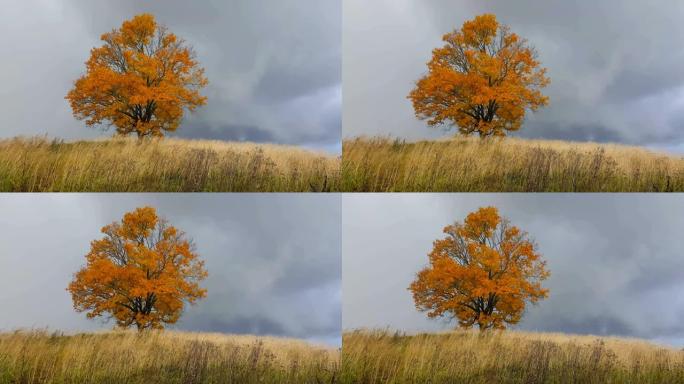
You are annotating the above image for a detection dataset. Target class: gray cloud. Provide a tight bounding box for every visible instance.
[0,194,341,346]
[0,0,340,152]
[344,0,684,152]
[343,194,684,347]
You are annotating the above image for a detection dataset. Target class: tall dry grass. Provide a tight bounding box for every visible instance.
[341,329,684,384]
[342,136,684,192]
[0,330,339,383]
[0,137,340,192]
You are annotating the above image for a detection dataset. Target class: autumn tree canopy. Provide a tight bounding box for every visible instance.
[66,14,208,138]
[68,206,208,331]
[409,207,549,331]
[408,14,549,137]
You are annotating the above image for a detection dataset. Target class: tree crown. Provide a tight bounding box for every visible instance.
[408,14,549,137]
[67,206,208,330]
[66,13,208,138]
[409,206,549,330]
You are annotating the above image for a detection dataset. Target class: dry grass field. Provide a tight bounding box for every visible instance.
[0,137,340,192]
[341,329,684,384]
[342,136,684,192]
[0,330,339,384]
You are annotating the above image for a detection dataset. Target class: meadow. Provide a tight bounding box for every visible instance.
[0,137,340,192]
[0,330,339,384]
[341,329,684,384]
[342,136,684,192]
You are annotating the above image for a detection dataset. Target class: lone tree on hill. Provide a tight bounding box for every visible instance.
[408,14,549,137]
[66,14,208,138]
[409,206,549,331]
[68,206,208,331]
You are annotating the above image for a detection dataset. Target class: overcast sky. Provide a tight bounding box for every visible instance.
[343,194,684,347]
[344,0,684,153]
[0,0,341,153]
[0,194,341,347]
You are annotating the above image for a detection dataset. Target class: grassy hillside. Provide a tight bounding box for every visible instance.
[342,136,684,192]
[0,137,339,192]
[0,330,339,384]
[342,329,684,384]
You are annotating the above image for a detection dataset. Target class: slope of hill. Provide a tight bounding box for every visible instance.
[341,329,684,384]
[342,136,684,192]
[0,330,339,383]
[0,137,339,192]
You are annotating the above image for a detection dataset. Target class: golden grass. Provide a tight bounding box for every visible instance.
[342,136,684,191]
[0,136,340,192]
[341,329,684,384]
[0,329,339,383]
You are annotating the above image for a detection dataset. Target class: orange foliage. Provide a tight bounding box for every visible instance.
[408,14,549,137]
[66,14,208,138]
[67,207,207,331]
[409,207,549,331]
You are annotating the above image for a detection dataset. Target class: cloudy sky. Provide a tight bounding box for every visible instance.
[343,194,684,347]
[0,194,341,347]
[344,0,684,153]
[1,0,341,152]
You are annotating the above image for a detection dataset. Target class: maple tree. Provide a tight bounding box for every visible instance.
[66,14,208,138]
[408,14,549,137]
[409,206,549,331]
[68,206,208,331]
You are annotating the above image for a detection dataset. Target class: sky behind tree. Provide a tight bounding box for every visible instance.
[0,194,341,347]
[344,0,684,153]
[1,0,341,152]
[343,194,684,347]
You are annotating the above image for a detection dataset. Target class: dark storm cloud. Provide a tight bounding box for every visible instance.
[191,316,287,337]
[521,121,624,144]
[0,194,341,346]
[344,0,684,152]
[546,316,634,338]
[0,0,340,152]
[174,122,277,143]
[343,194,684,347]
